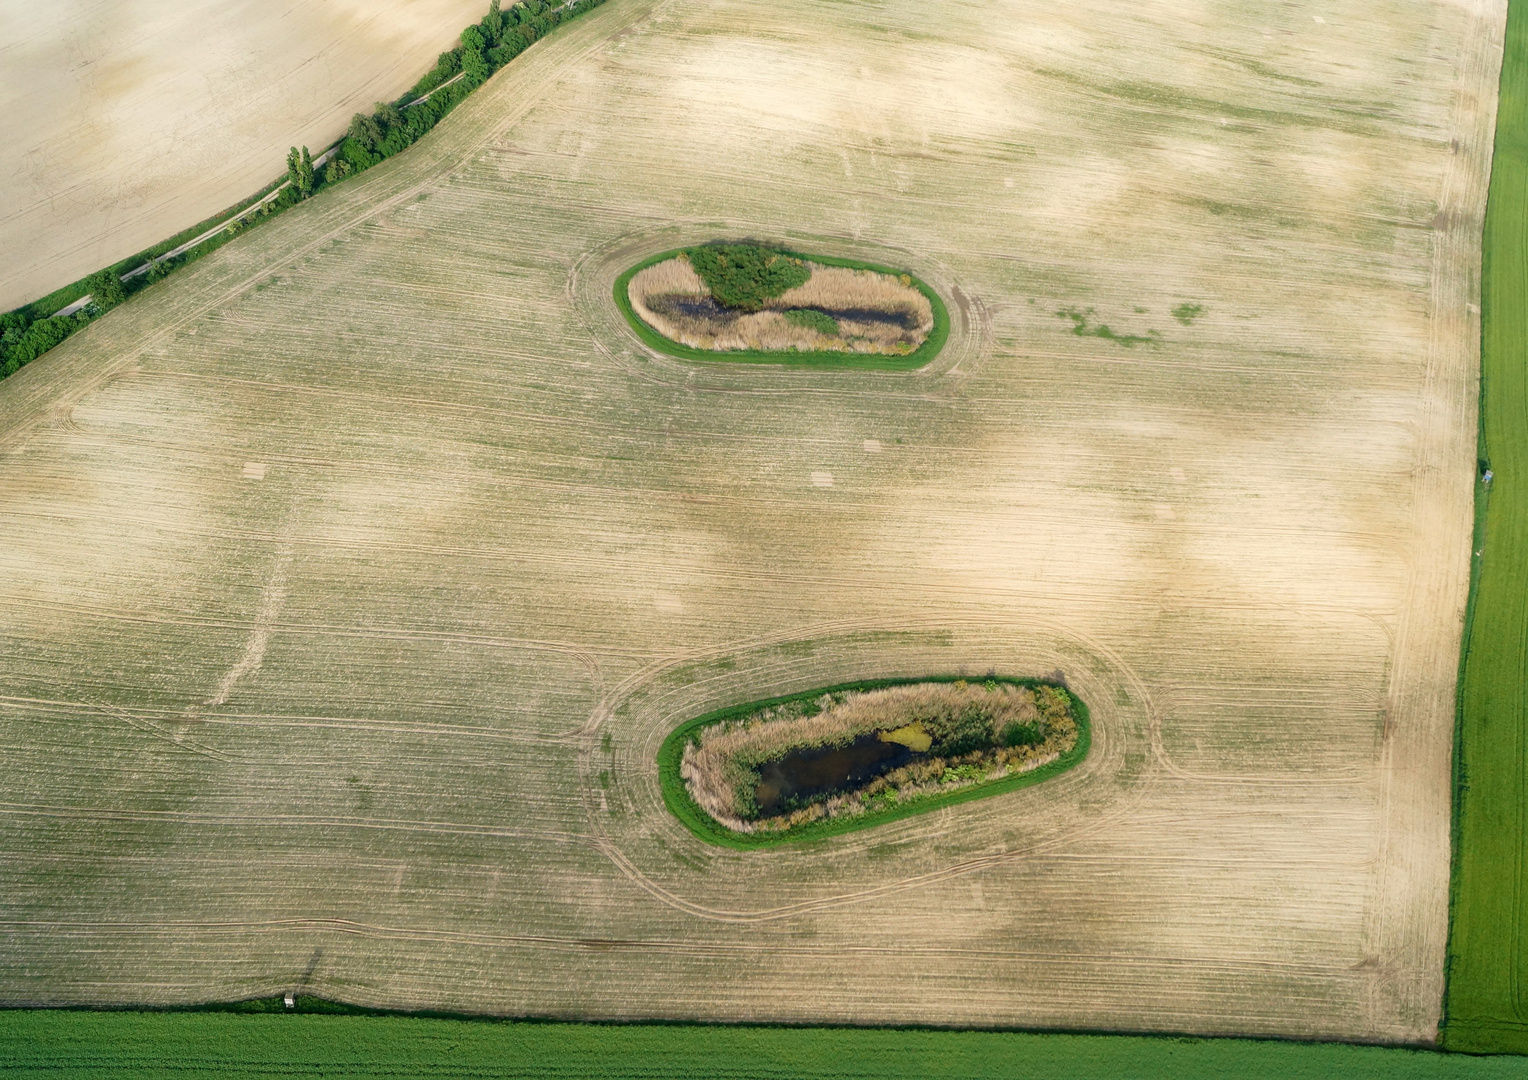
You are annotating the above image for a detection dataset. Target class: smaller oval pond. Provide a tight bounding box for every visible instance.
[614,243,950,370]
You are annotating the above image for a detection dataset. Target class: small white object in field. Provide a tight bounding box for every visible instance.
[1483,469,1493,484]
[1313,14,1325,22]
[242,462,267,479]
[863,440,882,453]
[811,471,835,487]
[284,991,294,1008]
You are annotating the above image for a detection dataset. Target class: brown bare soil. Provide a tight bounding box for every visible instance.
[629,256,933,353]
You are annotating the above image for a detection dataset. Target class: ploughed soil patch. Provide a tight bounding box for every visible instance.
[681,680,1079,834]
[627,244,934,356]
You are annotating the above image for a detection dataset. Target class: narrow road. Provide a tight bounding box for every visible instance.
[52,146,342,317]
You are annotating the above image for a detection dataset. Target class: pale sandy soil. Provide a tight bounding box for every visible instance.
[0,0,490,311]
[629,257,933,353]
[0,0,1502,1045]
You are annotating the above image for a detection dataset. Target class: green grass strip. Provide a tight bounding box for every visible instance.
[1442,0,1528,1054]
[4,1009,1528,1078]
[612,247,950,371]
[656,675,1090,849]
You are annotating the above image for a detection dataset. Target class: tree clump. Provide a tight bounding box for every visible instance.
[684,245,811,312]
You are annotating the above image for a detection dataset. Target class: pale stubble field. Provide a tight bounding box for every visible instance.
[0,0,1501,1042]
[0,0,493,311]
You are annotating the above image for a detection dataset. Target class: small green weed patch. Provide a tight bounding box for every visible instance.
[1057,306,1160,347]
[784,308,839,334]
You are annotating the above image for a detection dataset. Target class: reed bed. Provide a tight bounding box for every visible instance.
[628,256,932,354]
[680,681,1076,832]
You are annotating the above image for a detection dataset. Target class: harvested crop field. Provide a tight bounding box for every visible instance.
[0,0,1500,1046]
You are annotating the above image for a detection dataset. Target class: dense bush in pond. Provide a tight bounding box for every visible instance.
[685,245,811,312]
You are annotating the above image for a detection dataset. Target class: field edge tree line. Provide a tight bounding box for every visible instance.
[0,0,607,381]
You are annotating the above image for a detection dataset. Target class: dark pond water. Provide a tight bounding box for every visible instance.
[814,306,924,331]
[649,296,923,333]
[653,295,737,322]
[754,734,918,818]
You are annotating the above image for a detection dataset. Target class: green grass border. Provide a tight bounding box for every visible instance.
[1439,0,1528,1051]
[612,246,951,371]
[656,675,1091,849]
[10,1007,1528,1078]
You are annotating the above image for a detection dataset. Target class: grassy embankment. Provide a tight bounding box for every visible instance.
[1443,0,1528,1054]
[6,1007,1528,1079]
[613,246,950,370]
[657,676,1089,849]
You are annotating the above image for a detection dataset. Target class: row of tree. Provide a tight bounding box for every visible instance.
[2,0,608,380]
[285,0,606,200]
[0,268,128,376]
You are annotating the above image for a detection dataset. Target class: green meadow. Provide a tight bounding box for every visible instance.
[5,1010,1528,1079]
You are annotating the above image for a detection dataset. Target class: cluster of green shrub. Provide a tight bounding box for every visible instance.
[910,682,1064,758]
[320,0,604,188]
[0,268,127,377]
[783,307,838,334]
[685,244,810,311]
[0,0,606,383]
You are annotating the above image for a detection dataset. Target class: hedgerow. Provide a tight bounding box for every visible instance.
[0,0,609,381]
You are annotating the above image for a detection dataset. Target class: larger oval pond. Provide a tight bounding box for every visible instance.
[657,676,1091,847]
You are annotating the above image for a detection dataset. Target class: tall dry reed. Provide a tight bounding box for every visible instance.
[681,682,1059,831]
[628,258,932,354]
